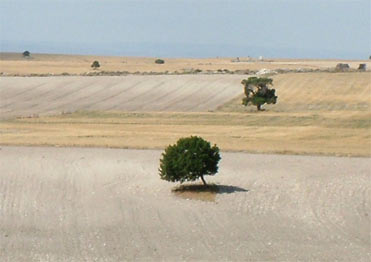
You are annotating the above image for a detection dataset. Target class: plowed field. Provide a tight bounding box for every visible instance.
[0,146,369,261]
[0,75,242,119]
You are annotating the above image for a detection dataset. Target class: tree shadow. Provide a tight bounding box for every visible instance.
[172,184,248,202]
[217,185,249,194]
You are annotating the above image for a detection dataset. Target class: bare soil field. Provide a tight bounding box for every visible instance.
[1,52,370,75]
[0,75,243,118]
[1,72,370,156]
[0,146,370,261]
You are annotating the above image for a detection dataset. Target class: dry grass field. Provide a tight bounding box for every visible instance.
[1,52,369,75]
[1,72,370,156]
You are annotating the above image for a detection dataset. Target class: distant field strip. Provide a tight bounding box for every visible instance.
[0,75,243,119]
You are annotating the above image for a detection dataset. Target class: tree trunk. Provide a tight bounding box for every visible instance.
[257,104,261,111]
[200,175,207,186]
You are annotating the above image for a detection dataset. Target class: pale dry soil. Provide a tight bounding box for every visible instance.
[0,75,243,118]
[1,52,370,75]
[0,146,370,261]
[1,72,370,156]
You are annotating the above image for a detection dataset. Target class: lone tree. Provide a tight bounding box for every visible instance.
[22,51,30,57]
[91,60,100,70]
[241,77,277,111]
[159,136,221,186]
[155,58,165,64]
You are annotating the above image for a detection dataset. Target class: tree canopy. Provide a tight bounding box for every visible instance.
[159,136,221,186]
[241,77,277,111]
[22,51,30,57]
[155,59,165,64]
[91,60,100,69]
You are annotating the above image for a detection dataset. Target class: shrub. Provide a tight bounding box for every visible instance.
[159,136,221,186]
[335,63,350,72]
[241,77,277,111]
[22,51,30,57]
[358,64,366,71]
[91,60,100,69]
[155,59,165,64]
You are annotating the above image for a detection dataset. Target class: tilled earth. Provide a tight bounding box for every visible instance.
[0,75,243,119]
[0,146,370,261]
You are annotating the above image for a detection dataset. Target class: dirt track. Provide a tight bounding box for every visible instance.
[0,75,242,119]
[1,146,370,261]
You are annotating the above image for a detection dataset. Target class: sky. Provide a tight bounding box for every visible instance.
[0,0,370,59]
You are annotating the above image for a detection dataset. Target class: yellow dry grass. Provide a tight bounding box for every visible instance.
[0,110,370,156]
[0,72,370,156]
[1,52,369,75]
[219,72,371,112]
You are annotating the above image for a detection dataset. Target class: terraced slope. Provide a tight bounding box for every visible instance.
[0,75,243,119]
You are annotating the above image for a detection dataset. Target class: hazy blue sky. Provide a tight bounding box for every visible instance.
[0,0,370,59]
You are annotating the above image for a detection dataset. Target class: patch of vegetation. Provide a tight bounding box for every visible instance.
[91,61,100,70]
[22,51,30,57]
[155,59,165,64]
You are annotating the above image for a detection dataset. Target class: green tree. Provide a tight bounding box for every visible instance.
[241,77,277,111]
[22,51,30,57]
[91,60,100,70]
[159,136,221,186]
[155,59,165,64]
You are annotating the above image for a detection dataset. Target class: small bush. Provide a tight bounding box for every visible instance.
[358,64,366,71]
[23,51,30,57]
[159,136,221,186]
[155,59,165,64]
[91,60,100,69]
[335,63,350,72]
